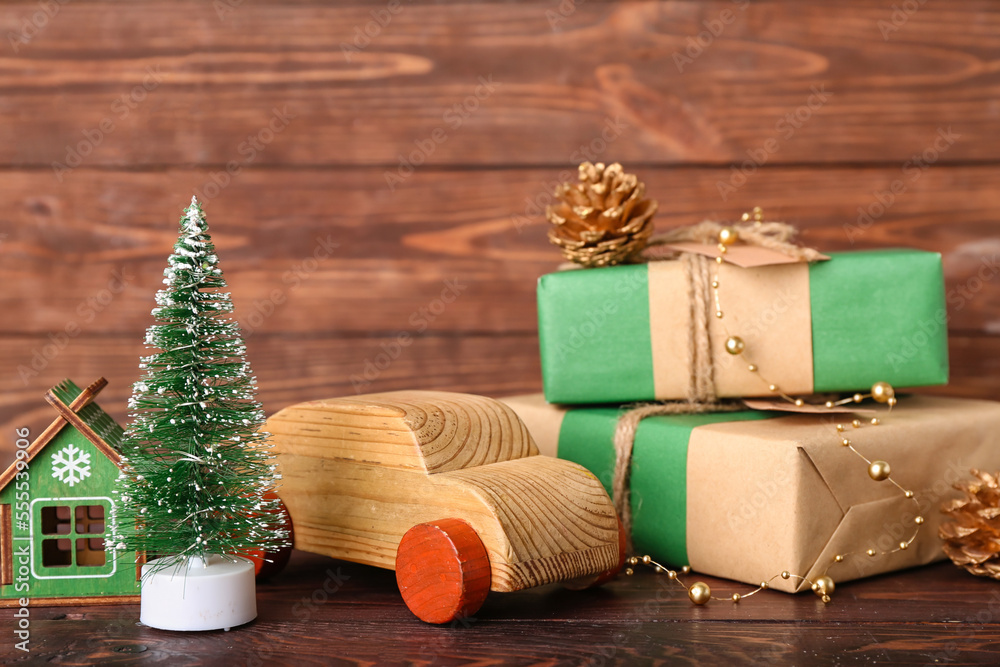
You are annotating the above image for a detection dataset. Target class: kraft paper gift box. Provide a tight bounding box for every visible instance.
[501,393,1000,593]
[537,249,948,404]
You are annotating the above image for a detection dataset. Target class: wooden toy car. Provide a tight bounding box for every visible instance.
[264,391,625,623]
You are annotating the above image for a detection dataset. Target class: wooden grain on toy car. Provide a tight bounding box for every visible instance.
[263,390,625,623]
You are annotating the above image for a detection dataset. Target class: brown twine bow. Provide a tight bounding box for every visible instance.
[608,218,821,548]
[642,219,825,263]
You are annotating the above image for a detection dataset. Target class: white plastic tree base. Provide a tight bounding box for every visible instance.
[140,554,257,631]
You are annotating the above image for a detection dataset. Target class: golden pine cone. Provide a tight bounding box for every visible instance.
[546,162,658,268]
[939,469,1000,578]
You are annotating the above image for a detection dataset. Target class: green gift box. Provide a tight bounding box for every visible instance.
[502,393,1000,592]
[538,249,948,404]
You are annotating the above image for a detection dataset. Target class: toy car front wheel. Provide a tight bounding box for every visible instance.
[395,518,491,624]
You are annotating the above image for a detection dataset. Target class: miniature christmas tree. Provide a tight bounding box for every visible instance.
[110,196,289,631]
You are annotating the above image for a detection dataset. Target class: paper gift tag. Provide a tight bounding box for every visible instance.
[742,398,877,415]
[660,242,829,268]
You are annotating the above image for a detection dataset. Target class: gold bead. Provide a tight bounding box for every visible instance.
[899,541,909,550]
[813,575,835,596]
[853,393,864,403]
[887,397,897,408]
[725,336,746,356]
[768,384,778,392]
[688,582,711,605]
[822,594,831,604]
[716,311,724,319]
[871,381,895,403]
[794,399,804,407]
[781,571,790,579]
[711,280,719,289]
[834,554,844,563]
[715,256,724,264]
[871,418,880,426]
[841,438,851,447]
[904,490,914,499]
[718,244,728,254]
[867,549,877,557]
[852,419,861,428]
[628,556,638,565]
[914,516,924,525]
[760,582,768,589]
[681,565,691,574]
[625,567,634,576]
[748,364,757,372]
[641,555,652,565]
[868,460,891,481]
[824,401,834,409]
[718,227,739,246]
[836,424,844,432]
[655,565,664,573]
[731,593,741,603]
[667,570,677,580]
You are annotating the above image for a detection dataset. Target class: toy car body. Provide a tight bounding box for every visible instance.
[265,390,624,623]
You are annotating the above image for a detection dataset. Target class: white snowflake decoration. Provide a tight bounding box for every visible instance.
[51,444,92,487]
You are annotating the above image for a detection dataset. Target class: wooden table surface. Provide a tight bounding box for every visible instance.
[4,549,1000,665]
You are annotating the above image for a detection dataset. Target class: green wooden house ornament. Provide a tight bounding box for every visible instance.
[0,377,140,607]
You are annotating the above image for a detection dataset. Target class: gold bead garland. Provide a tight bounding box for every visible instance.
[627,207,924,605]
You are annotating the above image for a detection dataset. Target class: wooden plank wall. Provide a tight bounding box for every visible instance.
[1,1,998,458]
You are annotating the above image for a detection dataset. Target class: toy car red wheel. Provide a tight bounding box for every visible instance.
[395,518,491,624]
[563,515,628,590]
[246,493,295,581]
